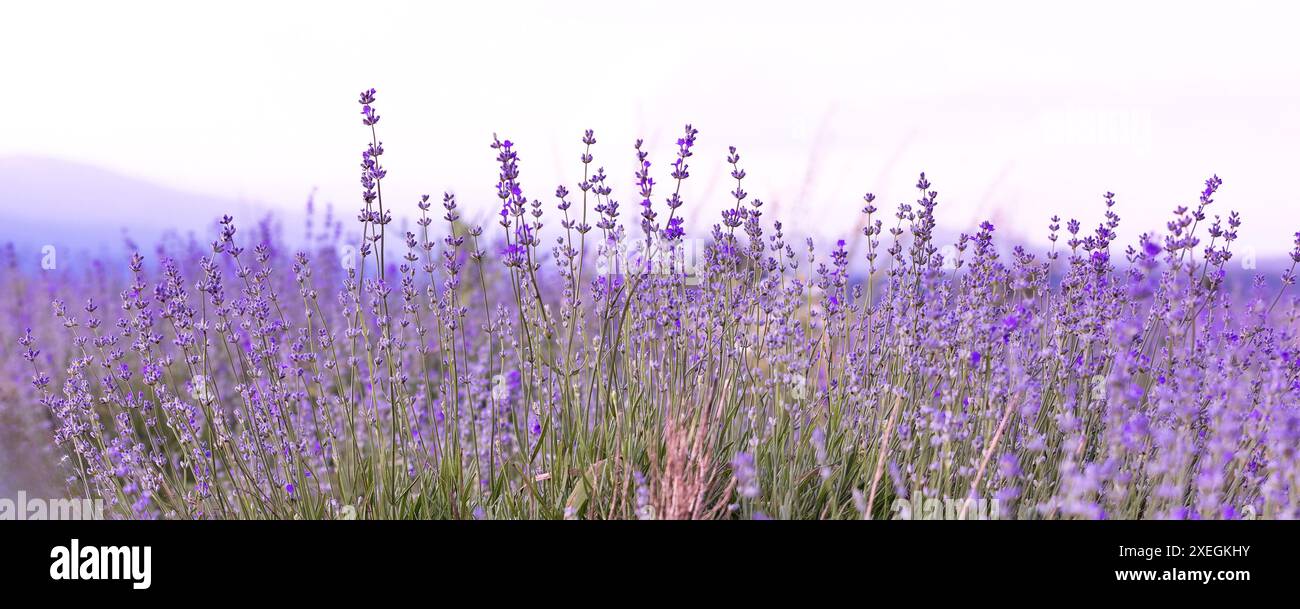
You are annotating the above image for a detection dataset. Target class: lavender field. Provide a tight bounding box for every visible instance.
[0,87,1296,521]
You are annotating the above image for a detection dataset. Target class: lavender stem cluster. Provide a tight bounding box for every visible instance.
[7,89,1300,520]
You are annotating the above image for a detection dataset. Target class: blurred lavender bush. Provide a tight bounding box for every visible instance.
[7,89,1300,520]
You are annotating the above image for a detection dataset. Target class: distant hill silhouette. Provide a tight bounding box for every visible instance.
[0,156,267,251]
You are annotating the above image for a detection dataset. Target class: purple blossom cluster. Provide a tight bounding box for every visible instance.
[6,89,1300,520]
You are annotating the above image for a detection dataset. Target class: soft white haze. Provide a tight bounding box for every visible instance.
[3,0,1299,254]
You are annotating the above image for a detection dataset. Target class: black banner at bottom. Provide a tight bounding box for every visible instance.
[0,520,1286,598]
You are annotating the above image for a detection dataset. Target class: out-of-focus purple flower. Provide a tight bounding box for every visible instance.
[732,452,760,499]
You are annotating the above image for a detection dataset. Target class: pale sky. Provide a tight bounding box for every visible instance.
[3,0,1299,255]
